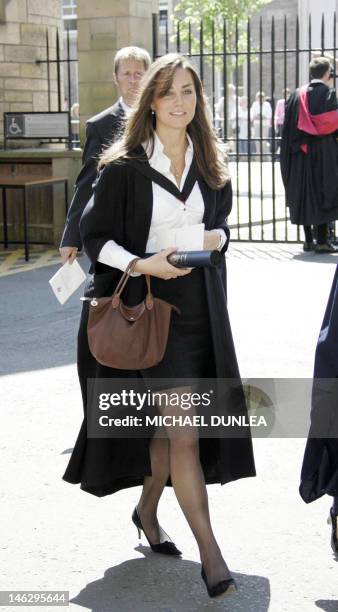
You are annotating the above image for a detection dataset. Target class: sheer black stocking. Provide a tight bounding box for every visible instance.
[161,388,231,586]
[137,432,170,545]
[137,387,231,586]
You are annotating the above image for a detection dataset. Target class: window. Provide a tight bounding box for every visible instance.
[159,0,168,31]
[62,0,77,18]
[62,0,77,31]
[159,9,168,27]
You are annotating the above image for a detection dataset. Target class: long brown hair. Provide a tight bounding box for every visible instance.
[99,53,229,189]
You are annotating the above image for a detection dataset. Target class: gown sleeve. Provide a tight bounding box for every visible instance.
[213,179,232,254]
[79,161,129,267]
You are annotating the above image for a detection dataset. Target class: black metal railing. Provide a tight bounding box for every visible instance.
[152,12,338,243]
[36,27,79,149]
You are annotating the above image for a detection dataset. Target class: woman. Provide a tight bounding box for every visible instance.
[300,266,338,554]
[63,54,256,599]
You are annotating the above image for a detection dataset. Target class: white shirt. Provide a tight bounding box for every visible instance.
[230,106,249,139]
[215,95,237,120]
[97,132,226,273]
[250,100,272,121]
[119,96,133,117]
[143,132,205,253]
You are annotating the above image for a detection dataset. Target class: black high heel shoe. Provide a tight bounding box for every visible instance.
[132,506,182,556]
[201,564,237,598]
[328,508,338,554]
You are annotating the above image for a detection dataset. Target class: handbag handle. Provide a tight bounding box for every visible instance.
[111,258,154,309]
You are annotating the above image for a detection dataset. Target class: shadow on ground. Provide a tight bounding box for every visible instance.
[70,550,270,612]
[315,601,338,611]
[0,259,90,375]
[292,252,338,264]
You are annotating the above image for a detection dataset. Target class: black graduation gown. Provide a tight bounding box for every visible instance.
[62,155,256,497]
[280,82,338,225]
[300,266,338,503]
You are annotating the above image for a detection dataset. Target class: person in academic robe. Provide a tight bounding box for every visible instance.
[59,46,151,263]
[280,56,338,253]
[62,53,256,599]
[300,266,338,554]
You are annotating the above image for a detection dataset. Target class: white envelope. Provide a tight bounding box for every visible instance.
[49,259,86,305]
[155,222,205,251]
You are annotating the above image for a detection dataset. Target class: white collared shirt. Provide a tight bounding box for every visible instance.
[119,96,133,117]
[143,132,205,253]
[97,131,226,273]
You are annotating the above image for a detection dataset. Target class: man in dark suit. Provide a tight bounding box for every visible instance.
[59,46,151,264]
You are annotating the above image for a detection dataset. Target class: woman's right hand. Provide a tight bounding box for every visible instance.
[133,247,192,280]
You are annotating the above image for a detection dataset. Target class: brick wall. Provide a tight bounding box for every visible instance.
[77,0,157,134]
[0,0,63,146]
[248,0,298,103]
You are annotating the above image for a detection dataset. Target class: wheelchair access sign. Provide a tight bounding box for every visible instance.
[4,112,69,139]
[5,114,24,137]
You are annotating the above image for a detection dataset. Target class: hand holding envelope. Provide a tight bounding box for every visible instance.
[49,259,86,305]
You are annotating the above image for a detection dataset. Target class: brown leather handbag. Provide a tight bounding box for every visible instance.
[86,259,179,370]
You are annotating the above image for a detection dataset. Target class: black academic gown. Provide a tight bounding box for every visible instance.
[300,266,338,503]
[280,81,338,225]
[62,153,256,497]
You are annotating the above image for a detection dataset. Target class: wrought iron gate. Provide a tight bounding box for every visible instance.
[152,12,338,243]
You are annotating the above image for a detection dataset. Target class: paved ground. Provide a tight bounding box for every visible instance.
[1,243,338,612]
[0,247,60,278]
[229,162,304,242]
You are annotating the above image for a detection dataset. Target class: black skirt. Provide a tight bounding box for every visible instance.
[141,268,214,384]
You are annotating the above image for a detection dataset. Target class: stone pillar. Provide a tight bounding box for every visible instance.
[0,0,63,147]
[77,0,157,141]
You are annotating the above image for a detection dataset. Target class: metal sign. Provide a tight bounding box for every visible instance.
[4,112,70,139]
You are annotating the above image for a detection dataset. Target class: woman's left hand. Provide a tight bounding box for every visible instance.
[203,231,220,250]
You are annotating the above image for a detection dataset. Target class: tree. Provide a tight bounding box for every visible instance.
[173,0,272,67]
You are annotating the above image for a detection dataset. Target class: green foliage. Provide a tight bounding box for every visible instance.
[173,0,272,66]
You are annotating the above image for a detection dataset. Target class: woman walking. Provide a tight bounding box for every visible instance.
[63,53,256,599]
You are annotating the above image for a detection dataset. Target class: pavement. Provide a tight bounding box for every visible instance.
[0,247,60,278]
[1,242,338,612]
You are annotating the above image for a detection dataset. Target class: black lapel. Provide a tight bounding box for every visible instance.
[110,100,125,119]
[197,176,216,230]
[126,147,198,202]
[125,146,217,230]
[117,101,126,120]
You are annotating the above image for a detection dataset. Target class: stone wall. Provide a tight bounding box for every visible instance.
[298,0,337,84]
[77,0,157,137]
[248,0,298,102]
[248,0,338,101]
[0,0,63,147]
